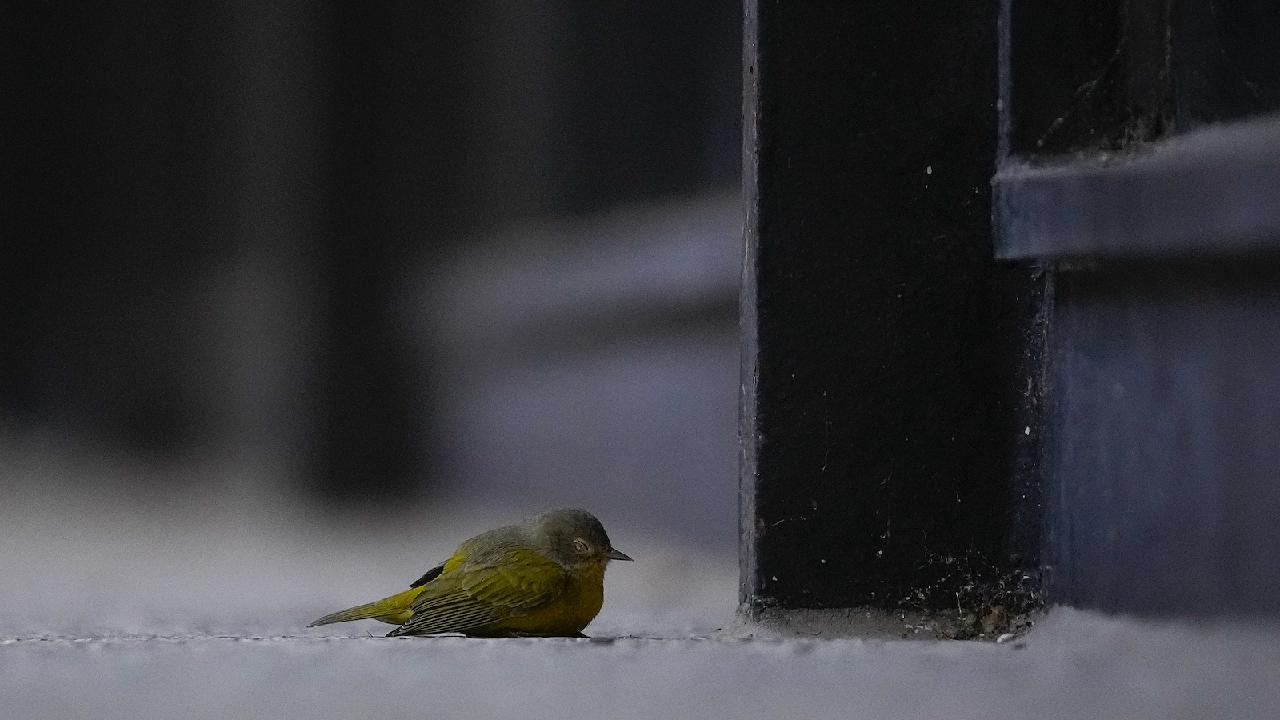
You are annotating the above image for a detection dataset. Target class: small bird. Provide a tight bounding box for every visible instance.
[308,508,632,637]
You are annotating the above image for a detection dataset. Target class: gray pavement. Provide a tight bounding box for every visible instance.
[4,447,1278,719]
[5,610,1280,720]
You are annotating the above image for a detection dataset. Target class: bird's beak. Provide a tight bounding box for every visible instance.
[606,547,633,562]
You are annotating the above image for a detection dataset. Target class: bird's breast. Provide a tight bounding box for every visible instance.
[492,562,606,637]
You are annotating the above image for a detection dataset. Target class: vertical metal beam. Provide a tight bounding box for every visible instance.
[740,2,1041,624]
[738,0,762,612]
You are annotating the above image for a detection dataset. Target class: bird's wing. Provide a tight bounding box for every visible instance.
[387,548,568,637]
[409,561,446,588]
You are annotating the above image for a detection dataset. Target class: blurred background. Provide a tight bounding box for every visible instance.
[0,2,742,636]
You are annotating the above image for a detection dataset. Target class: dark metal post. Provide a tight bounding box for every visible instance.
[741,2,1042,626]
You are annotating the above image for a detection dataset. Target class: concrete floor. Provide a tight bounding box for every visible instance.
[5,610,1280,720]
[4,450,1278,719]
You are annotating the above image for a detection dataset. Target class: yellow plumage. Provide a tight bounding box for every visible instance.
[307,508,629,637]
[307,585,426,626]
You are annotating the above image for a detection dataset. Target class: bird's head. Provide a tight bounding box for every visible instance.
[532,507,632,570]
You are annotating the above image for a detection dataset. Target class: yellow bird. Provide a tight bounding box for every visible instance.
[308,508,632,637]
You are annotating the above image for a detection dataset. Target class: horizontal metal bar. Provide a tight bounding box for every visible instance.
[994,114,1280,260]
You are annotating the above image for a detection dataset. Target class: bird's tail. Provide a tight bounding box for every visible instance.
[307,586,424,627]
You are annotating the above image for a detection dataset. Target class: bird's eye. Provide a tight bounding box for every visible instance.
[572,538,591,555]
